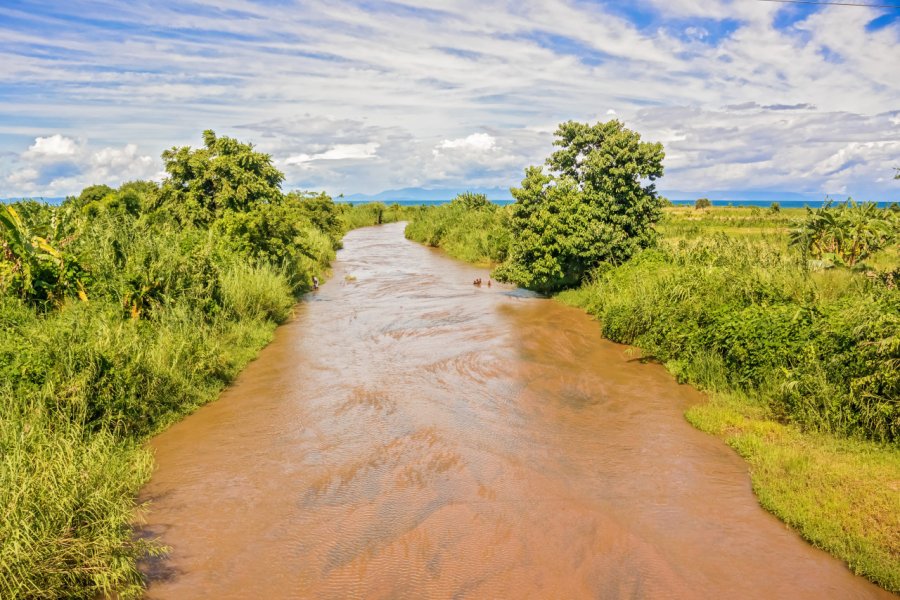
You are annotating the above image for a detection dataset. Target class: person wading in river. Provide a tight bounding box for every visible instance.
[313,276,319,290]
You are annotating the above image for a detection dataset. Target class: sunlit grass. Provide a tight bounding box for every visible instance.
[686,390,900,592]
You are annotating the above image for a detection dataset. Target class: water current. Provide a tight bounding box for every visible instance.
[139,222,891,599]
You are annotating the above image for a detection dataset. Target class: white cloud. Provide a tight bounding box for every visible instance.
[434,133,496,153]
[6,167,39,186]
[23,135,80,160]
[684,26,708,40]
[284,142,380,165]
[1,0,898,198]
[89,144,157,181]
[428,131,524,183]
[635,106,900,197]
[3,135,159,197]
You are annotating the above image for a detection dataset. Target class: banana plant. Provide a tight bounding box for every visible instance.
[790,201,897,268]
[0,204,87,305]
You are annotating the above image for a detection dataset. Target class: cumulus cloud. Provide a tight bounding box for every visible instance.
[24,135,80,159]
[3,135,160,197]
[6,167,39,187]
[427,131,526,183]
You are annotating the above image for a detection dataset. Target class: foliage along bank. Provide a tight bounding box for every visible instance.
[405,119,900,591]
[0,131,406,599]
[407,121,898,444]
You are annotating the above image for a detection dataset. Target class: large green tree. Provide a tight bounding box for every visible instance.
[157,130,284,225]
[496,120,665,291]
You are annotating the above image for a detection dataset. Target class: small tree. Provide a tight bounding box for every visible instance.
[769,202,781,213]
[496,120,665,291]
[286,191,344,247]
[695,198,711,210]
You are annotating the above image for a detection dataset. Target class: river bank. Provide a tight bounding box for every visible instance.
[0,184,410,598]
[138,222,891,598]
[404,203,900,592]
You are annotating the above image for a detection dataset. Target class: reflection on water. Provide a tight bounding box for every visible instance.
[139,222,890,599]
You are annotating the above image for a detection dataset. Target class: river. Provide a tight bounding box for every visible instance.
[138,222,891,599]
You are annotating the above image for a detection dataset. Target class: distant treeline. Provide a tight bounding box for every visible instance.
[0,130,410,598]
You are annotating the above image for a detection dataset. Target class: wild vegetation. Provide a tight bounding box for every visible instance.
[405,119,900,591]
[495,120,665,292]
[0,131,405,599]
[404,192,510,265]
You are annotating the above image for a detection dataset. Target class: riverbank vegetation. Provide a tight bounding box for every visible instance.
[405,119,900,591]
[0,131,405,599]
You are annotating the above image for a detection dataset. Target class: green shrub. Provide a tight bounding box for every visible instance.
[563,236,898,442]
[404,196,509,265]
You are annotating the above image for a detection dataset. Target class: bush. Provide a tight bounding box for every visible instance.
[561,235,899,442]
[404,195,510,264]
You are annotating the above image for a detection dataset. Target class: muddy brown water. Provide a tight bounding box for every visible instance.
[139,222,891,599]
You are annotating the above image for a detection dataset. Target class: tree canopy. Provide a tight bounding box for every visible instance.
[496,120,665,292]
[158,129,284,225]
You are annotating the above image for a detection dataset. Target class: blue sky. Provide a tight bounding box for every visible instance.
[1,0,899,200]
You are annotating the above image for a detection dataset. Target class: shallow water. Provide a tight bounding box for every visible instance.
[139,222,891,599]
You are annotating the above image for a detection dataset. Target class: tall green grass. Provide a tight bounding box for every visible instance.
[0,194,408,598]
[0,294,285,599]
[220,264,294,322]
[558,235,898,442]
[0,394,157,599]
[404,201,509,265]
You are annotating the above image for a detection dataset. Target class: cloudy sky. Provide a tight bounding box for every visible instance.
[1,0,899,200]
